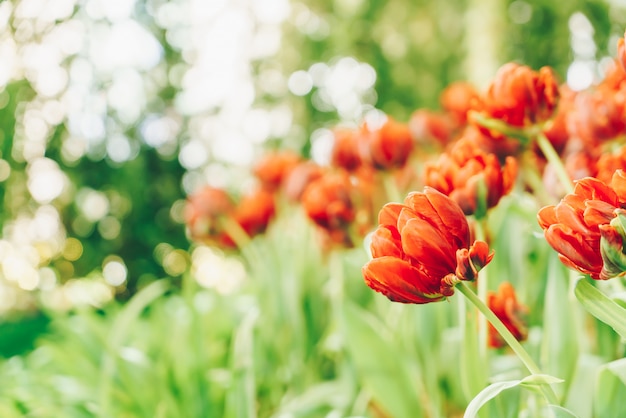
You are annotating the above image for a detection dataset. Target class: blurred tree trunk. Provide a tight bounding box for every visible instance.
[463,0,505,89]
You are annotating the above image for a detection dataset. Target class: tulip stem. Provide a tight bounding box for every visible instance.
[456,281,560,405]
[535,132,574,195]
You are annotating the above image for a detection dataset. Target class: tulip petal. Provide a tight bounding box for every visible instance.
[611,170,626,204]
[404,188,469,249]
[545,224,602,275]
[537,205,557,230]
[378,203,404,227]
[401,218,457,277]
[362,256,444,304]
[370,225,403,259]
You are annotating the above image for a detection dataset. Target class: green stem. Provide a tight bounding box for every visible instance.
[382,172,403,203]
[535,132,574,194]
[456,281,560,405]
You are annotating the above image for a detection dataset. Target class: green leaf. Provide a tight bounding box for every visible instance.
[463,380,522,418]
[224,309,258,418]
[548,404,580,418]
[574,279,626,340]
[520,374,564,387]
[341,302,422,418]
[541,261,579,399]
[594,358,626,418]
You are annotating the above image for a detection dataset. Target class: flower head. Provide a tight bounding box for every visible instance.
[301,172,356,246]
[476,63,559,130]
[184,186,237,247]
[424,136,518,217]
[330,128,363,172]
[362,187,494,304]
[487,282,529,349]
[362,117,414,170]
[233,187,276,238]
[538,171,626,280]
[253,150,301,191]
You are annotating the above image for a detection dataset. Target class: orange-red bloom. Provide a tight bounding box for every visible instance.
[537,171,626,279]
[487,282,529,349]
[184,186,236,247]
[253,150,301,191]
[362,117,414,170]
[330,128,363,172]
[233,187,276,238]
[301,172,356,245]
[283,161,325,202]
[409,109,455,147]
[362,187,494,304]
[440,81,480,126]
[479,63,559,128]
[424,136,518,216]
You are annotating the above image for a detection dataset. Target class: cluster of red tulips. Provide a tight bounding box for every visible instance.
[185,32,626,355]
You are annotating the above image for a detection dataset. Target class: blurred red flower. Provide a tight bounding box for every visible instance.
[362,187,493,304]
[477,63,559,128]
[301,172,356,246]
[283,161,326,202]
[440,81,480,126]
[363,117,414,170]
[233,187,276,238]
[330,127,363,172]
[184,186,236,247]
[487,282,529,349]
[253,150,301,191]
[424,136,517,216]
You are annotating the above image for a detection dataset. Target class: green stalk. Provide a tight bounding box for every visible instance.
[535,132,574,194]
[456,281,560,405]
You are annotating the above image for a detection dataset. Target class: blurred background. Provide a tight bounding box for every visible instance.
[0,0,624,355]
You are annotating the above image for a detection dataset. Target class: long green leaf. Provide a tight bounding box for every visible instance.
[574,279,626,340]
[548,404,580,418]
[341,302,422,418]
[464,380,522,418]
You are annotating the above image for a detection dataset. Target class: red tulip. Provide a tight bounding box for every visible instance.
[233,187,276,237]
[184,186,234,238]
[362,187,494,304]
[363,117,414,170]
[330,128,363,172]
[253,150,301,191]
[479,63,559,128]
[301,172,355,242]
[424,136,518,216]
[487,282,529,349]
[537,171,626,280]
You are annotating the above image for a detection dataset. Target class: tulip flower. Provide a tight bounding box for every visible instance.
[184,186,237,247]
[362,187,494,304]
[424,136,517,217]
[301,172,356,246]
[487,282,529,349]
[330,127,363,172]
[253,150,301,191]
[362,117,414,170]
[233,187,276,238]
[537,171,626,280]
[480,63,559,127]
